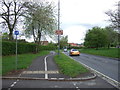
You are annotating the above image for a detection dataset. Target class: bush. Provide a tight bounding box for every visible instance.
[68,46,80,49]
[2,41,37,56]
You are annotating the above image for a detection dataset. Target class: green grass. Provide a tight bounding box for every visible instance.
[80,48,119,58]
[54,52,89,77]
[2,50,49,76]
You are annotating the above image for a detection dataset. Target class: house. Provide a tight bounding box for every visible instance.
[68,43,85,47]
[41,41,48,46]
[68,43,79,47]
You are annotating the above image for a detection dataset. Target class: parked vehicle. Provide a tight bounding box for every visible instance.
[69,49,80,56]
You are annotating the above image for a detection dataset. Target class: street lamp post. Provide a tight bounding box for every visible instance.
[58,0,60,56]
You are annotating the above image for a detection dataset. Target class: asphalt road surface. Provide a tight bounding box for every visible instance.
[63,51,119,82]
[2,51,118,89]
[2,78,116,89]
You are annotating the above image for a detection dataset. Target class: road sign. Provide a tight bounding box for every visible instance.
[55,30,63,35]
[14,31,19,35]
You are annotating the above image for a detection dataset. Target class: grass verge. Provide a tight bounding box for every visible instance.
[2,50,49,76]
[54,52,89,77]
[80,48,119,58]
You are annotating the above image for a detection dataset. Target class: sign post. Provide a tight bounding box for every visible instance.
[14,30,19,70]
[55,30,63,56]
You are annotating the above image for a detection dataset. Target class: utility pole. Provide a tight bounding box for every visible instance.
[58,0,60,56]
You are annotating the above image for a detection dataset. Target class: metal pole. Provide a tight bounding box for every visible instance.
[15,35,18,70]
[58,0,60,56]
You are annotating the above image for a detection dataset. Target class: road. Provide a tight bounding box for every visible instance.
[63,51,120,82]
[2,51,118,89]
[2,77,116,89]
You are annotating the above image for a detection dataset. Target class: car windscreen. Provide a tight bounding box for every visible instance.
[72,49,78,51]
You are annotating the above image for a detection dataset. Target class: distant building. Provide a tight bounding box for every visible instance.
[68,43,85,47]
[68,43,79,47]
[41,41,48,46]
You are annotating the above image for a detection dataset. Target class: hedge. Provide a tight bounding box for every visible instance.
[39,45,57,51]
[2,41,37,56]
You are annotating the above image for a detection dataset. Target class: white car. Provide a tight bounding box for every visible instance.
[64,48,67,52]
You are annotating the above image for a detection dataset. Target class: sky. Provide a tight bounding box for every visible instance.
[52,0,118,44]
[1,0,119,43]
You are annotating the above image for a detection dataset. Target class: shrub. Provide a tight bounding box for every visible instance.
[69,46,80,49]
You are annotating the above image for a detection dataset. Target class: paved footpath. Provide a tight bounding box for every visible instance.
[20,51,70,79]
[2,51,119,89]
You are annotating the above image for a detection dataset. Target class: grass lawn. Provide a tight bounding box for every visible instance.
[2,50,49,76]
[80,48,119,58]
[54,52,89,77]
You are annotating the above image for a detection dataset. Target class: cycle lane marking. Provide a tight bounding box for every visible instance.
[44,52,56,79]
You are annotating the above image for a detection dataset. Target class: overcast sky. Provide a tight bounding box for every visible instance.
[51,0,118,44]
[1,0,118,43]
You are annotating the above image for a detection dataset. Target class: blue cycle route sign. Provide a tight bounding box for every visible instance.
[14,31,19,35]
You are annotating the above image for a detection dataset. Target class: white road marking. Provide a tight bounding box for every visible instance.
[9,81,17,89]
[44,51,56,79]
[8,72,22,90]
[11,82,16,87]
[76,87,79,88]
[73,82,80,89]
[44,55,49,79]
[22,71,59,74]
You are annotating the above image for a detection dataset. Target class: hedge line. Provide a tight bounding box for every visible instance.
[39,45,57,51]
[68,46,84,49]
[2,41,57,56]
[2,41,37,56]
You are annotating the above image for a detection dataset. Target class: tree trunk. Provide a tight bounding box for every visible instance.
[108,44,110,49]
[37,29,41,52]
[9,31,13,41]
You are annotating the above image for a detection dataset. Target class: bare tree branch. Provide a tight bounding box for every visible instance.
[0,0,26,40]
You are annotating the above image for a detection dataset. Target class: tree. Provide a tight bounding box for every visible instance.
[0,0,26,40]
[60,35,68,49]
[105,3,120,30]
[104,27,118,48]
[24,1,57,45]
[84,27,108,49]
